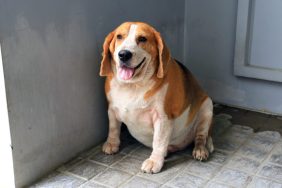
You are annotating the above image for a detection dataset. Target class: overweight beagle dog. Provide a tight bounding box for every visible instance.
[100,22,214,173]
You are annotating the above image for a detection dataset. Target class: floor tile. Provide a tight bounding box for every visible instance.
[236,144,269,161]
[160,185,174,188]
[137,156,189,184]
[270,154,282,166]
[119,142,141,155]
[269,142,282,165]
[247,135,278,151]
[204,181,233,188]
[167,173,207,188]
[57,158,84,172]
[30,172,85,188]
[226,156,260,173]
[208,150,229,164]
[213,168,252,188]
[67,160,106,180]
[111,155,143,175]
[89,151,125,166]
[120,176,161,188]
[79,145,102,159]
[79,181,107,188]
[184,160,221,178]
[219,124,254,141]
[91,168,132,187]
[227,124,254,137]
[214,138,242,153]
[248,177,282,188]
[255,131,281,141]
[258,163,282,182]
[130,146,152,161]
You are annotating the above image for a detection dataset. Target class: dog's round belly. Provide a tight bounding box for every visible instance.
[126,124,154,147]
[115,107,156,147]
[124,118,154,147]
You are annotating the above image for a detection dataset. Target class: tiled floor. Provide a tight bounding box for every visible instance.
[30,105,282,188]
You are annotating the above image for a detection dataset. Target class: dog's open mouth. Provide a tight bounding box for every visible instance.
[118,57,146,80]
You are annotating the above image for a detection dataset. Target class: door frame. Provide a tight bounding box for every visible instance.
[234,0,282,82]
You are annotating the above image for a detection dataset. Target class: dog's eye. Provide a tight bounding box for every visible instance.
[117,34,123,40]
[138,36,147,43]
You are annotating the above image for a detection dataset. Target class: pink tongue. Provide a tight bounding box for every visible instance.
[118,66,135,80]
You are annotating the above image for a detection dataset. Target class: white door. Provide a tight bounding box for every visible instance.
[234,0,282,82]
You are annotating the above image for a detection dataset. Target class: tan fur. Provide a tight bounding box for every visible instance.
[100,22,214,173]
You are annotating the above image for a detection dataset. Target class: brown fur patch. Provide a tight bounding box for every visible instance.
[144,59,208,120]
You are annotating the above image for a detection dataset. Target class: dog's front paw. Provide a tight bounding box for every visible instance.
[193,145,209,161]
[141,158,164,173]
[102,142,119,155]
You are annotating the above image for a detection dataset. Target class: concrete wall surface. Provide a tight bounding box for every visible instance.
[0,0,184,187]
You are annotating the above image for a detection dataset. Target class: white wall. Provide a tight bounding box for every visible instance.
[0,45,15,188]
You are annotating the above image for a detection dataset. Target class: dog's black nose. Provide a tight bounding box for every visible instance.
[118,50,132,62]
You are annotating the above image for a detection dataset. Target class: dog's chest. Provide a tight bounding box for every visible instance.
[110,85,153,124]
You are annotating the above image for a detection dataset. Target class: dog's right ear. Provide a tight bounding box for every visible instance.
[100,31,115,76]
[154,31,171,78]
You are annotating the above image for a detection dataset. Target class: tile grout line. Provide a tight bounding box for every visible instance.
[79,180,112,188]
[251,174,282,185]
[161,160,204,187]
[246,138,282,188]
[140,158,192,186]
[202,127,256,186]
[206,131,257,187]
[117,175,136,188]
[86,159,112,167]
[86,144,142,187]
[108,166,137,176]
[59,170,88,181]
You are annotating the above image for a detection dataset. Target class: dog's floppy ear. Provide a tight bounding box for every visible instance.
[154,31,171,78]
[100,31,115,76]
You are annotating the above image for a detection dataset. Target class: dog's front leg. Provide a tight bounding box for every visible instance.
[102,108,121,154]
[141,118,173,173]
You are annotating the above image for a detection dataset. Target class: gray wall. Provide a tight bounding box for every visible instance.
[0,0,184,187]
[185,0,282,115]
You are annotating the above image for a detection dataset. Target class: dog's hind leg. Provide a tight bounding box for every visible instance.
[206,136,214,153]
[192,98,213,161]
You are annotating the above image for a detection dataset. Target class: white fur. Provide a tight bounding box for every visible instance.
[109,76,212,149]
[109,78,167,147]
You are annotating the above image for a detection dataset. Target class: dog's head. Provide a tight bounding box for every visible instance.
[99,22,170,83]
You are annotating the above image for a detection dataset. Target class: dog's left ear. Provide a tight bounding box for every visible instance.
[154,31,171,78]
[100,31,115,76]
